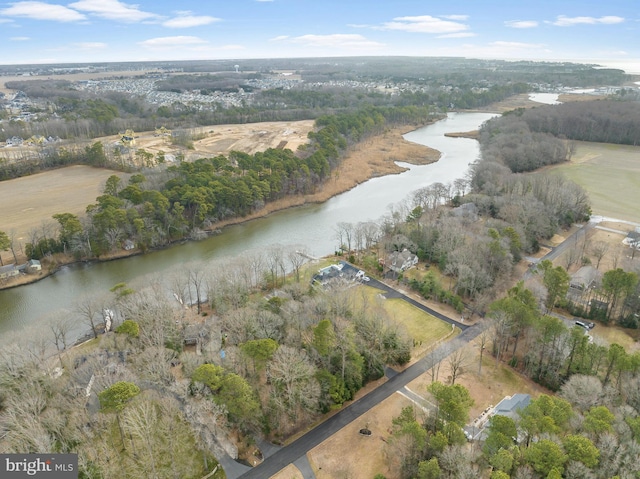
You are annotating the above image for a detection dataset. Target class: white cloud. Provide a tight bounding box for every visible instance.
[163,14,220,28]
[550,15,624,27]
[490,41,546,50]
[217,44,245,51]
[505,20,539,29]
[440,15,469,21]
[73,42,107,49]
[288,34,384,50]
[139,36,208,49]
[255,0,274,2]
[269,35,290,41]
[10,36,30,41]
[68,0,158,23]
[380,15,469,34]
[438,32,476,38]
[0,1,86,22]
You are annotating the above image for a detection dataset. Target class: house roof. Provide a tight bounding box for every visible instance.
[570,266,597,287]
[494,393,531,417]
[0,264,17,274]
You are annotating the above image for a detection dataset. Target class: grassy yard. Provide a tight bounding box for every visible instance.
[550,141,640,221]
[354,285,458,355]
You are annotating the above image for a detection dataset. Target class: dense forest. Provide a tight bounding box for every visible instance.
[504,100,640,146]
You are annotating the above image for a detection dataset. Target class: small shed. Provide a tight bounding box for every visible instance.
[26,259,42,273]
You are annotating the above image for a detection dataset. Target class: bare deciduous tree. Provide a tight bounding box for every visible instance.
[446,341,469,385]
[49,311,73,367]
[75,295,106,340]
[286,245,307,283]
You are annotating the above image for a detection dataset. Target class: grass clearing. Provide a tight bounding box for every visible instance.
[353,285,457,355]
[0,165,122,263]
[592,324,640,351]
[549,141,640,221]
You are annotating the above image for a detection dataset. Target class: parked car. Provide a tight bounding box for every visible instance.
[574,319,595,330]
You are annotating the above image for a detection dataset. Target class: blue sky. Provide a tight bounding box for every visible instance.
[0,0,639,72]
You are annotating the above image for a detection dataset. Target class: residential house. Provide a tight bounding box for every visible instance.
[0,264,20,280]
[570,266,598,291]
[388,249,419,273]
[312,263,344,286]
[5,136,23,147]
[465,393,531,441]
[493,394,531,420]
[623,231,640,249]
[451,202,478,220]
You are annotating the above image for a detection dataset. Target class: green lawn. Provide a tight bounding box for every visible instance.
[354,285,456,347]
[550,141,640,221]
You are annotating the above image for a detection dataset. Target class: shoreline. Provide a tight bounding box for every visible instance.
[0,123,441,291]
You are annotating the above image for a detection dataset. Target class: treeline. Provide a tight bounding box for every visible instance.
[386,373,640,479]
[22,106,432,258]
[0,252,411,476]
[1,75,527,144]
[509,99,640,146]
[254,82,529,112]
[0,141,130,181]
[478,114,571,172]
[361,167,589,314]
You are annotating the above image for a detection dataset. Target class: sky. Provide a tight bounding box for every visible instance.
[0,0,639,72]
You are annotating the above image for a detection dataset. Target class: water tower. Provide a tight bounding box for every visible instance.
[234,65,240,73]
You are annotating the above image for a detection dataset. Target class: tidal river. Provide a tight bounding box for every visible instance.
[0,112,496,338]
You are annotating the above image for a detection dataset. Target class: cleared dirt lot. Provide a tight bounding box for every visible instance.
[119,120,315,159]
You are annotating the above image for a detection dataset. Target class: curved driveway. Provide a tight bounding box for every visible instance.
[238,273,478,479]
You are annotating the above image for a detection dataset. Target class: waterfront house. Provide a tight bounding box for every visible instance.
[388,249,419,273]
[0,264,20,280]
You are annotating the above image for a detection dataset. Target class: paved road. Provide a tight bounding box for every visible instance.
[341,262,469,331]
[238,323,485,479]
[523,221,596,280]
